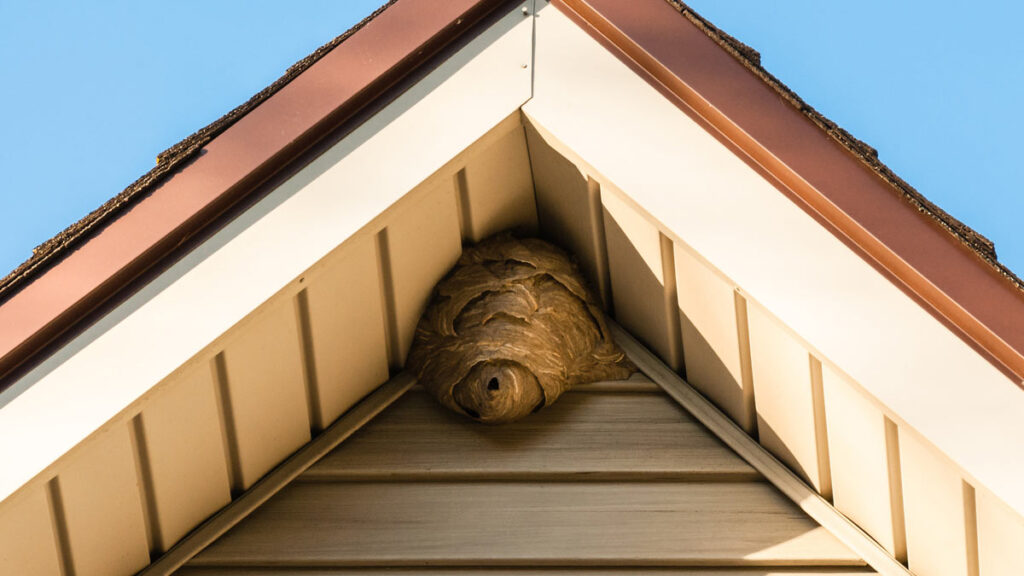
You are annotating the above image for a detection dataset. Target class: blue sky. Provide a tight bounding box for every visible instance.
[1,1,1021,280]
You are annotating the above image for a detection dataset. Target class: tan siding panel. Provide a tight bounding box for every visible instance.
[747,305,825,491]
[976,489,1024,576]
[304,238,390,426]
[821,365,901,557]
[673,246,746,425]
[142,364,231,551]
[191,481,861,566]
[525,122,605,297]
[384,183,463,367]
[60,426,149,576]
[221,301,311,489]
[307,389,755,480]
[900,432,970,576]
[602,190,677,368]
[462,126,538,241]
[178,565,880,569]
[0,487,61,576]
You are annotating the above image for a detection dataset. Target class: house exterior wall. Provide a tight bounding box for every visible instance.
[179,376,868,572]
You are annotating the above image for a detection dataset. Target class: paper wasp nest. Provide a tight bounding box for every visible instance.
[406,234,635,424]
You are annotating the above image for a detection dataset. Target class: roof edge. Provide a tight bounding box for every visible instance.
[0,1,399,303]
[554,0,1024,382]
[0,0,516,386]
[665,0,1016,286]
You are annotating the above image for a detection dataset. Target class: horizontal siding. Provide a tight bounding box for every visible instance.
[0,486,61,575]
[180,565,876,569]
[186,382,861,571]
[306,385,756,481]
[190,481,859,567]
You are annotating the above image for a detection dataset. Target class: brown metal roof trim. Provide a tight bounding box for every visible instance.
[0,1,399,303]
[665,0,1011,275]
[555,0,1024,382]
[0,0,516,386]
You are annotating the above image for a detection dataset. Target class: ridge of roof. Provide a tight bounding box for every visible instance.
[665,0,1023,293]
[0,0,398,304]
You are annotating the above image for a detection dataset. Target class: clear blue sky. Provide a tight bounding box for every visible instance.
[1,1,1021,280]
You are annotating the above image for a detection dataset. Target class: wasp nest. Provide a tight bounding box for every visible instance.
[407,234,635,424]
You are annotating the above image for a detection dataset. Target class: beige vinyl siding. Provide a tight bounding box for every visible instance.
[137,362,231,553]
[183,378,865,572]
[823,364,905,560]
[180,565,876,569]
[674,246,752,431]
[300,235,390,430]
[0,485,61,575]
[217,299,311,491]
[526,121,611,310]
[602,188,683,371]
[59,426,150,576]
[305,389,757,481]
[899,432,976,576]
[976,488,1024,576]
[747,305,829,493]
[458,124,539,242]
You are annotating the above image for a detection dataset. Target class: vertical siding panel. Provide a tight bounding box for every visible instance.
[384,182,463,367]
[0,487,61,575]
[900,431,971,576]
[461,127,539,241]
[140,364,231,552]
[976,489,1024,576]
[60,426,149,576]
[524,123,606,299]
[673,245,748,426]
[220,301,310,489]
[747,305,825,491]
[822,364,901,555]
[602,189,678,370]
[304,238,390,426]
